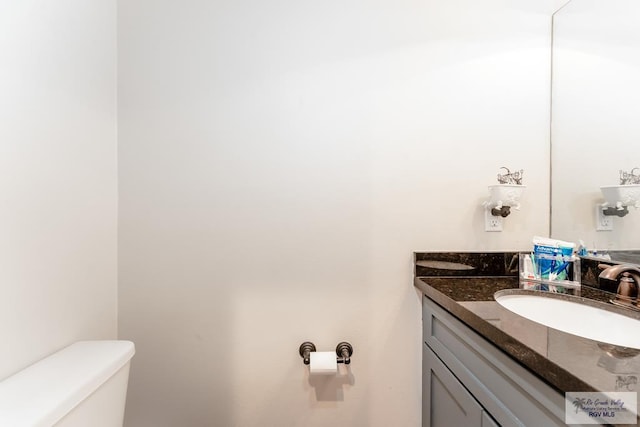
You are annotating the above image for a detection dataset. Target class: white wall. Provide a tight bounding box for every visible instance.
[551,0,640,249]
[118,1,557,426]
[0,1,118,380]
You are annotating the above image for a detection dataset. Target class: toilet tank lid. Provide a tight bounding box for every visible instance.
[0,340,135,427]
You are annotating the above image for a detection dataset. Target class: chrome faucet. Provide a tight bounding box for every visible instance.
[598,264,640,309]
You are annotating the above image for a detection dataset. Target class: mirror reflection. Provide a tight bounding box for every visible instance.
[551,0,640,262]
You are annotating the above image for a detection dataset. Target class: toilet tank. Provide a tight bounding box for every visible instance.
[0,340,135,427]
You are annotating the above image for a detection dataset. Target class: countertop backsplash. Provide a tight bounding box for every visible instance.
[414,252,519,278]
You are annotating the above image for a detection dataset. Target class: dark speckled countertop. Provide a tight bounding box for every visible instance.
[414,252,640,398]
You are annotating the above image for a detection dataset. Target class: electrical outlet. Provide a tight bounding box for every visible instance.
[595,206,613,231]
[485,207,503,232]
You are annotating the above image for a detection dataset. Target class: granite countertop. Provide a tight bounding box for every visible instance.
[414,252,640,396]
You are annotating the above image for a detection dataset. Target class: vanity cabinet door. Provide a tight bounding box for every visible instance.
[482,412,500,427]
[422,296,567,426]
[423,344,485,427]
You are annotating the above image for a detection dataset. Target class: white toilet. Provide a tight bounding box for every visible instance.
[0,340,135,427]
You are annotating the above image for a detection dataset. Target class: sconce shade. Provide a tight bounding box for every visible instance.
[600,184,640,209]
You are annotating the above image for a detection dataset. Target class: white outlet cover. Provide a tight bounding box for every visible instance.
[484,207,503,232]
[595,206,613,231]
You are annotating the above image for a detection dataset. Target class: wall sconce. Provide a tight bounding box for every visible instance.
[483,167,526,232]
[596,169,640,230]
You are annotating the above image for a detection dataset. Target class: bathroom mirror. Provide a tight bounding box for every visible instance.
[550,0,640,260]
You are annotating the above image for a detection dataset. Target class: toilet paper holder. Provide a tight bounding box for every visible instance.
[299,341,353,365]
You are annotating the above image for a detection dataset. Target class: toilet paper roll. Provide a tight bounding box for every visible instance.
[309,351,337,375]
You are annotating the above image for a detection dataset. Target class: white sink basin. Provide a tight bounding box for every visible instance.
[494,291,640,350]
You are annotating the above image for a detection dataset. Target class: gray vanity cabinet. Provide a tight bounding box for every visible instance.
[422,296,571,427]
[423,343,498,427]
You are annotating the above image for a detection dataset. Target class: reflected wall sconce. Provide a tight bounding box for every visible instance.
[596,169,640,231]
